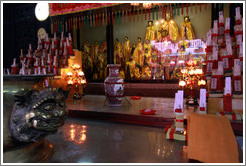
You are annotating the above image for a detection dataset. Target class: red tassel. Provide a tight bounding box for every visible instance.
[186,3,189,15]
[200,3,202,12]
[205,3,207,10]
[133,7,135,22]
[111,12,114,24]
[108,12,111,24]
[181,4,184,15]
[125,11,128,23]
[129,9,131,22]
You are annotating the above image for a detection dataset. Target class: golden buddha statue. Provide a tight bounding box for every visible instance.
[143,40,152,66]
[114,38,123,65]
[180,16,196,40]
[123,36,131,62]
[158,13,180,42]
[145,21,156,41]
[141,65,151,79]
[133,37,144,66]
[91,41,100,61]
[83,41,90,54]
[125,55,141,80]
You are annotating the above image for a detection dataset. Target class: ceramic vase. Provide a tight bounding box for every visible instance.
[104,64,124,106]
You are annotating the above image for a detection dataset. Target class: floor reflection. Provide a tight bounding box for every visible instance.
[46,117,188,163]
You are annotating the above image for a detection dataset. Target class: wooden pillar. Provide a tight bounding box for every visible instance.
[106,7,114,64]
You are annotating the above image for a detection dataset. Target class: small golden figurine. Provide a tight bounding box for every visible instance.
[180,16,196,40]
[133,37,144,66]
[123,36,131,62]
[145,21,156,41]
[114,38,123,65]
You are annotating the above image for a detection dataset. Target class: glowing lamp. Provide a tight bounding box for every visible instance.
[81,79,86,84]
[143,3,152,9]
[161,19,164,23]
[179,80,186,87]
[79,71,84,77]
[181,69,188,74]
[130,3,139,6]
[198,80,206,86]
[35,3,49,21]
[67,80,73,85]
[67,72,72,77]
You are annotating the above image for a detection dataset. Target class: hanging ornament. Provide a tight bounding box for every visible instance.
[125,11,128,23]
[111,11,114,24]
[71,18,73,31]
[200,3,202,12]
[114,11,117,24]
[51,18,53,34]
[102,13,105,26]
[141,7,144,21]
[65,20,67,32]
[170,4,172,18]
[191,3,193,14]
[108,11,111,25]
[152,6,155,20]
[195,3,198,14]
[122,10,124,23]
[79,16,81,28]
[148,8,151,20]
[159,5,162,19]
[87,15,89,28]
[129,9,131,22]
[186,3,189,15]
[181,3,184,15]
[156,6,159,20]
[81,16,84,28]
[93,14,95,27]
[75,17,77,30]
[133,6,135,22]
[145,8,147,20]
[97,14,99,26]
[99,13,101,26]
[118,11,121,24]
[137,8,140,22]
[173,4,176,16]
[205,3,207,10]
[177,4,180,15]
[90,15,92,27]
[162,5,165,18]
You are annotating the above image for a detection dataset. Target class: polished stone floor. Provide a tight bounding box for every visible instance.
[67,95,198,119]
[46,117,188,163]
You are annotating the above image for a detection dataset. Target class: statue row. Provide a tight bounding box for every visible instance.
[146,13,196,42]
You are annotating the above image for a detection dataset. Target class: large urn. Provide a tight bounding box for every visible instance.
[104,64,124,106]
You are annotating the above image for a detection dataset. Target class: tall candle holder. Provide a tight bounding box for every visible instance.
[66,64,87,99]
[179,58,206,105]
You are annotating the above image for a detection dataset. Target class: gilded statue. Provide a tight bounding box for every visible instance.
[158,13,180,42]
[114,38,123,65]
[145,21,156,41]
[180,16,196,40]
[133,37,144,66]
[91,41,100,61]
[123,36,131,62]
[143,40,152,66]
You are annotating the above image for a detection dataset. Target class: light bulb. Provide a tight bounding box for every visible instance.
[35,3,49,21]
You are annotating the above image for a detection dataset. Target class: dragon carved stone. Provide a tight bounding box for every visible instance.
[7,87,69,145]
